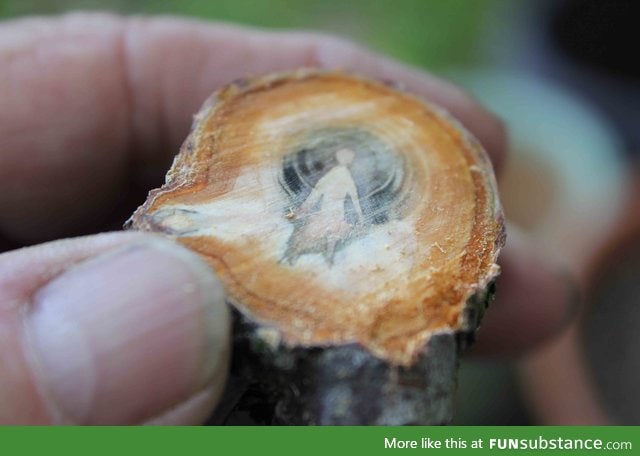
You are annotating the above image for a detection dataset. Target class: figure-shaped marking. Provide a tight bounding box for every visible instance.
[283,148,363,264]
[280,128,412,265]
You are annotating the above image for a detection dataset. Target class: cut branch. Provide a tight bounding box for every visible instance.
[127,70,505,424]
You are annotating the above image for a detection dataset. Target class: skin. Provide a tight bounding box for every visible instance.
[0,13,572,424]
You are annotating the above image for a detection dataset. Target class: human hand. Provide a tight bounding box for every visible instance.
[0,13,572,424]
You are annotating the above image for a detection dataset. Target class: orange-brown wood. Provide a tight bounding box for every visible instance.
[129,70,504,366]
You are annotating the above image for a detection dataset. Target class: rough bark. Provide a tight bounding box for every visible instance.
[213,281,494,425]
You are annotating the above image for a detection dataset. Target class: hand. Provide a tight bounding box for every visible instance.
[0,13,572,424]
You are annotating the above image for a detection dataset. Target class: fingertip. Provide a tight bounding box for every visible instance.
[21,235,230,424]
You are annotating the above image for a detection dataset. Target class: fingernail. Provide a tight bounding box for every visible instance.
[26,238,230,424]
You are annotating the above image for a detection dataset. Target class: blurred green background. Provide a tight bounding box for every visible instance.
[0,0,497,71]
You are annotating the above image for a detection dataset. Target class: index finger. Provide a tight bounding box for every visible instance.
[0,13,506,242]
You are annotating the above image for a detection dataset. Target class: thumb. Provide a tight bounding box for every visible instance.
[0,232,230,425]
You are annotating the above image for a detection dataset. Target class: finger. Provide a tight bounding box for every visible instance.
[121,17,506,173]
[470,226,577,357]
[0,232,229,424]
[0,13,506,242]
[144,388,220,425]
[518,325,610,425]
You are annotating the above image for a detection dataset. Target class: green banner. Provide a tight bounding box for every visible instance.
[1,426,637,455]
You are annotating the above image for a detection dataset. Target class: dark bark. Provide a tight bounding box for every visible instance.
[210,282,495,425]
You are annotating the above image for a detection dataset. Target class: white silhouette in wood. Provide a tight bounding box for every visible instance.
[283,148,365,264]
